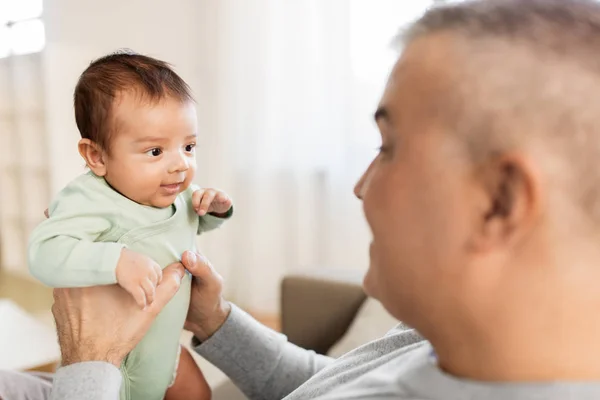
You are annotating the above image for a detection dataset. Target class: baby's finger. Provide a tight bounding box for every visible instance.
[192,189,204,210]
[142,278,156,305]
[213,190,225,201]
[133,287,147,309]
[147,264,159,286]
[198,190,216,216]
[154,264,163,284]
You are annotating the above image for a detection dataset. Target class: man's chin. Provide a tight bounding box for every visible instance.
[362,265,378,300]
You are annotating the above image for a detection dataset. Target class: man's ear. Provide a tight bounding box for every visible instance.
[78,139,107,177]
[471,153,541,252]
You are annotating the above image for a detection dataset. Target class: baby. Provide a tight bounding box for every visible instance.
[28,50,229,400]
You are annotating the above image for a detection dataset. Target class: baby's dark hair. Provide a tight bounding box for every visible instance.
[74,49,194,152]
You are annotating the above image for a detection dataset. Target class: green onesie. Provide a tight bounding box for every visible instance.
[28,171,230,400]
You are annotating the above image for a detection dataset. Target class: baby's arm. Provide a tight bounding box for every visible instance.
[29,212,163,307]
[28,212,124,288]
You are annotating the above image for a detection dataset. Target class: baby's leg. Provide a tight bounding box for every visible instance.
[164,345,211,400]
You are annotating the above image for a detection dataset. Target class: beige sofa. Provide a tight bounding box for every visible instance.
[213,271,366,400]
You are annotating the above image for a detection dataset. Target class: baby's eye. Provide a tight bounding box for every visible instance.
[185,143,196,153]
[146,148,162,157]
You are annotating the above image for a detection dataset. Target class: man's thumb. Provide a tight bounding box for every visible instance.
[152,264,184,311]
[184,251,197,269]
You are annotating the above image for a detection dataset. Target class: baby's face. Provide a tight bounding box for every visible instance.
[103,93,198,208]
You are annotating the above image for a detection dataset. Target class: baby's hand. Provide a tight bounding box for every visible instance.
[116,248,163,309]
[192,188,233,217]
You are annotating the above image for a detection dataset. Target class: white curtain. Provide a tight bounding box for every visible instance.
[195,0,435,313]
[0,54,50,277]
[0,0,49,277]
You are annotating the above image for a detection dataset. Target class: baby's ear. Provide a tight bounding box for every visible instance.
[78,139,107,176]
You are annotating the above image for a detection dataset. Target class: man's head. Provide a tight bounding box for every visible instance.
[356,0,600,370]
[74,50,197,208]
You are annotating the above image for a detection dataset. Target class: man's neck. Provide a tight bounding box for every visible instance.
[427,272,600,381]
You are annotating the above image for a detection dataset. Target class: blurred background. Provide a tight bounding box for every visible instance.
[0,0,450,372]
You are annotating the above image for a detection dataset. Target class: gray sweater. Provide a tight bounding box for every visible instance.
[48,305,600,400]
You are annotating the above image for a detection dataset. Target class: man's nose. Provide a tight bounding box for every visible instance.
[354,160,374,200]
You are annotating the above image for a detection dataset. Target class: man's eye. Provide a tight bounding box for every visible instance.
[146,148,162,157]
[378,145,390,153]
[185,143,196,153]
[377,144,394,159]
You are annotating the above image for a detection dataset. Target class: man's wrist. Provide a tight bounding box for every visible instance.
[60,348,124,368]
[191,301,232,342]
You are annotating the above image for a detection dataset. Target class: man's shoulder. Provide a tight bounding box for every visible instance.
[311,341,432,400]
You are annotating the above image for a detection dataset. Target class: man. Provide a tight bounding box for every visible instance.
[9,0,600,398]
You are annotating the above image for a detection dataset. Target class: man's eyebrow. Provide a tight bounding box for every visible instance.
[374,107,389,123]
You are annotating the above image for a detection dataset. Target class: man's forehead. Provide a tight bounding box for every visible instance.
[378,33,464,125]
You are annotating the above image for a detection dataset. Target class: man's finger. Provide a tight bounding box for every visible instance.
[149,264,184,314]
[181,251,207,277]
[181,251,220,283]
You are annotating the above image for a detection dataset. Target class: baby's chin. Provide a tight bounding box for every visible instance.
[147,194,179,209]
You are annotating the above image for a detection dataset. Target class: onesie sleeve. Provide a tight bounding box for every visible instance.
[186,184,233,234]
[28,177,125,288]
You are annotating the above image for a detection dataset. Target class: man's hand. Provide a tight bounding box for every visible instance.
[192,189,232,217]
[116,248,163,308]
[52,263,185,368]
[181,251,231,341]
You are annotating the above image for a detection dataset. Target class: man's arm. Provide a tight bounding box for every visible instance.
[51,363,121,400]
[49,265,184,400]
[0,369,52,400]
[195,305,334,400]
[180,251,333,400]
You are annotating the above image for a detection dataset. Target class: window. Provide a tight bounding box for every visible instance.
[0,0,45,58]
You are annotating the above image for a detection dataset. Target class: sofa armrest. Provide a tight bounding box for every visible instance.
[280,271,366,355]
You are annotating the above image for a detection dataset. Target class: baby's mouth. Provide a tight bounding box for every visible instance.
[161,182,182,193]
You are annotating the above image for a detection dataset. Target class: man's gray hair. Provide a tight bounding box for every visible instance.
[404,0,600,46]
[394,0,600,223]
